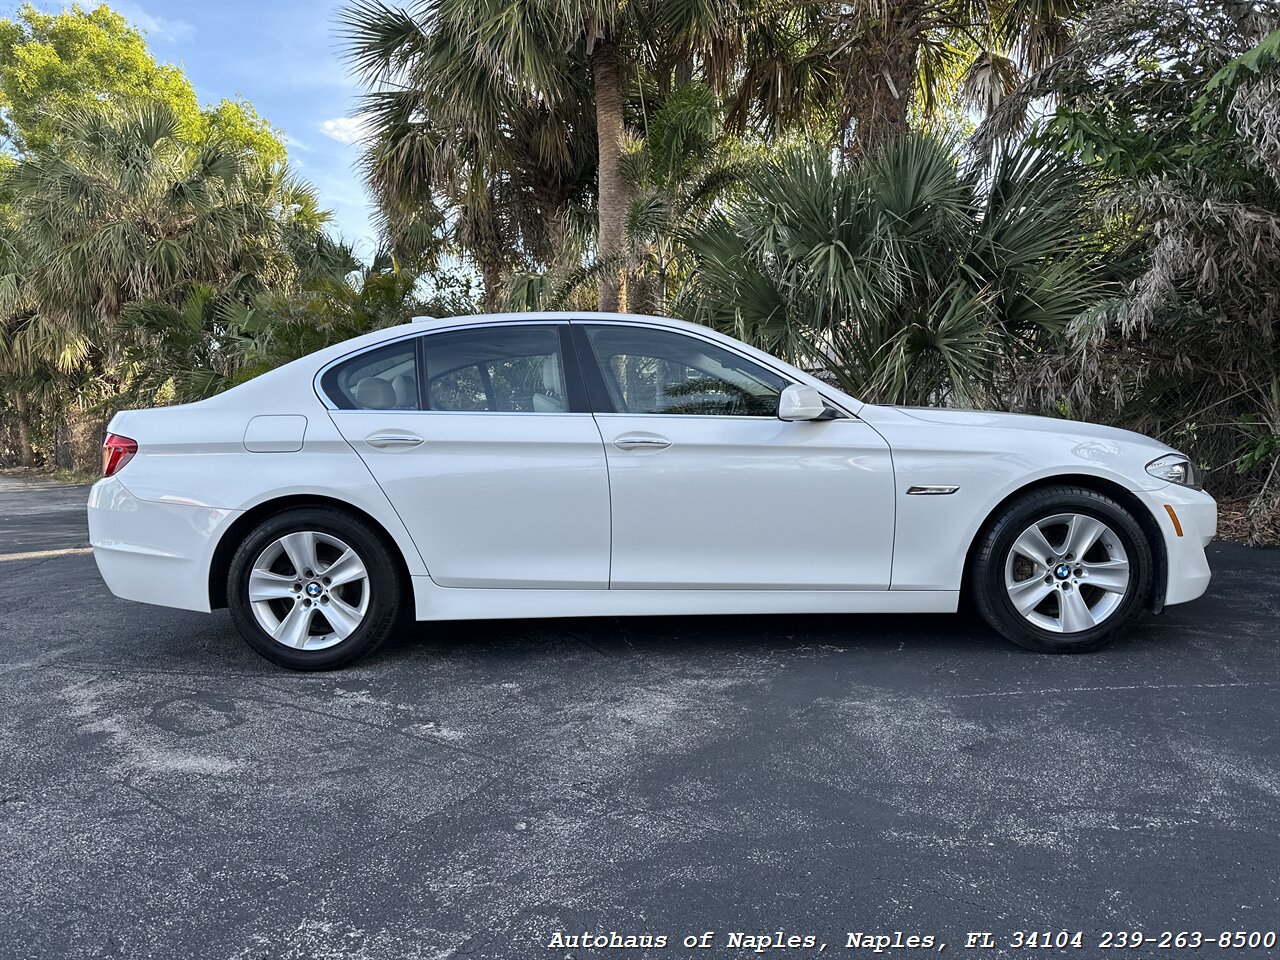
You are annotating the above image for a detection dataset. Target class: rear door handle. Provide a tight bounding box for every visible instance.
[613,435,671,450]
[366,433,425,449]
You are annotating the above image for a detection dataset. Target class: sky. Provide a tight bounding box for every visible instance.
[30,0,380,256]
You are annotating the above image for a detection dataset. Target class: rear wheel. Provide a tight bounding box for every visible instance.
[227,507,404,670]
[972,486,1154,653]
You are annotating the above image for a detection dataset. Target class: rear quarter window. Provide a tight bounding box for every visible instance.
[321,340,419,410]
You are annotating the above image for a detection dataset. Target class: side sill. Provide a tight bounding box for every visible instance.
[409,579,959,621]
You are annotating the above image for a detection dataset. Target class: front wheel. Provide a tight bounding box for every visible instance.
[227,507,404,670]
[972,486,1155,653]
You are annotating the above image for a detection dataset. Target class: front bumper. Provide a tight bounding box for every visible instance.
[88,476,241,613]
[1138,483,1217,607]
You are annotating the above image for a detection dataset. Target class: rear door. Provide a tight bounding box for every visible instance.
[574,321,896,590]
[324,323,611,589]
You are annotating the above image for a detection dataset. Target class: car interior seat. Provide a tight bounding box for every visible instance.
[353,376,397,410]
[531,354,565,412]
[391,373,417,409]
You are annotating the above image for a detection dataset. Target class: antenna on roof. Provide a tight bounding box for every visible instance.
[408,315,436,324]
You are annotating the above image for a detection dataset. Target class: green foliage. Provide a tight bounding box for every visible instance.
[5,102,307,354]
[341,0,601,305]
[118,284,243,403]
[675,134,1105,406]
[0,6,324,471]
[980,0,1280,533]
[1199,28,1280,105]
[0,3,286,164]
[621,81,756,313]
[116,252,477,408]
[202,98,288,168]
[238,256,441,377]
[0,2,200,152]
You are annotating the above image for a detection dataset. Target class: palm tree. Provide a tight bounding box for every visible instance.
[725,0,1084,158]
[342,0,740,311]
[343,2,598,307]
[675,133,1105,406]
[10,102,319,336]
[1,101,327,468]
[623,81,755,314]
[118,249,452,408]
[504,80,754,314]
[238,252,436,376]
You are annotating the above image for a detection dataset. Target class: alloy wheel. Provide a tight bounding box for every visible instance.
[248,530,370,650]
[1003,512,1131,634]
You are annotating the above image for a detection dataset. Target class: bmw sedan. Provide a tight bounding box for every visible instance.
[88,312,1216,670]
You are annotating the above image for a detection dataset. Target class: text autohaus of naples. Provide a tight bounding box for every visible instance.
[545,929,942,950]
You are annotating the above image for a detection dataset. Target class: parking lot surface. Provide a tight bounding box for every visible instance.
[1,475,1278,959]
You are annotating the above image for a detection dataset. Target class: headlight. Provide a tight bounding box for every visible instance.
[1146,453,1202,490]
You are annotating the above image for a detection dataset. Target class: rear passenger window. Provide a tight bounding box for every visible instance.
[424,325,566,413]
[321,341,419,410]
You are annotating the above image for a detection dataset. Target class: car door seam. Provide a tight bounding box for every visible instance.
[857,415,898,591]
[586,412,615,588]
[323,409,434,579]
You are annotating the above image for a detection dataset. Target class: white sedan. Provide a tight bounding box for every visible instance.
[88,312,1216,669]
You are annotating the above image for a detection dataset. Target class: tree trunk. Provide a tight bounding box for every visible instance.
[591,38,628,312]
[536,192,568,268]
[844,0,923,160]
[479,254,504,312]
[469,200,507,311]
[53,416,72,471]
[14,396,35,467]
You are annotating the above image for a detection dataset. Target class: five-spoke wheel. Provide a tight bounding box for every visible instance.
[248,531,371,650]
[1003,512,1131,633]
[974,486,1153,653]
[228,507,403,670]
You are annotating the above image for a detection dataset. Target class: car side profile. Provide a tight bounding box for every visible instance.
[88,312,1216,670]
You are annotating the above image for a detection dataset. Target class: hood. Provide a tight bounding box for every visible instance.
[894,407,1177,455]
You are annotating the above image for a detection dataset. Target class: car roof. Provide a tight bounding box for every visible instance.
[404,311,698,331]
[339,311,733,355]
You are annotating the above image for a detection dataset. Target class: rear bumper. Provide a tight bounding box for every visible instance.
[1138,484,1217,607]
[88,476,239,613]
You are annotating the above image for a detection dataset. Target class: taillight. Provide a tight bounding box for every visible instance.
[102,433,138,477]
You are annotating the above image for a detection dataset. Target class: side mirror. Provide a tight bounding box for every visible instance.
[777,384,828,421]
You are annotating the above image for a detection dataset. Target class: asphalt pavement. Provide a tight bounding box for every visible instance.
[1,474,1278,959]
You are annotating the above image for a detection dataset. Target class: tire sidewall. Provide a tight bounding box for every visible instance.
[979,490,1153,652]
[227,508,401,670]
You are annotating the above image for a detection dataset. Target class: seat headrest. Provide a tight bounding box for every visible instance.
[542,353,561,393]
[392,373,417,408]
[353,376,396,410]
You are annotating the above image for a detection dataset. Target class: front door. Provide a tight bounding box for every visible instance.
[575,322,896,590]
[325,323,611,589]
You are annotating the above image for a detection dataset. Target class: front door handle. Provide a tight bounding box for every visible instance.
[366,433,425,449]
[613,435,671,450]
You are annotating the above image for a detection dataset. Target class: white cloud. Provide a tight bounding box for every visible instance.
[319,115,372,145]
[114,0,196,43]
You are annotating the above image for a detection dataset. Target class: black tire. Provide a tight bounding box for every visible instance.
[227,506,405,670]
[972,485,1154,653]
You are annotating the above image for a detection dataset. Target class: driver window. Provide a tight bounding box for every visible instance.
[582,325,786,416]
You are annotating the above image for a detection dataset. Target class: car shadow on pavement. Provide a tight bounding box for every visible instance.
[377,609,1170,666]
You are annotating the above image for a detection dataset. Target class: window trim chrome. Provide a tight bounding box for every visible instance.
[314,319,569,413]
[313,316,857,420]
